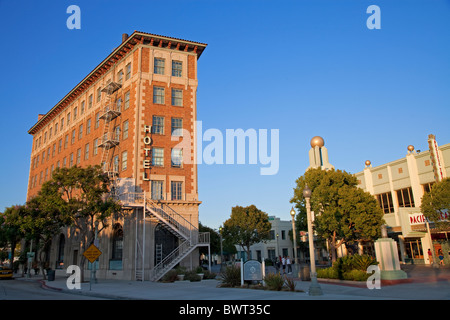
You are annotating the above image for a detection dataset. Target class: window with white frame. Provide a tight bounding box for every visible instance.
[153,86,165,104]
[151,180,164,200]
[171,88,183,106]
[152,148,164,167]
[154,58,165,75]
[171,148,183,168]
[152,116,164,134]
[171,181,182,200]
[172,60,182,77]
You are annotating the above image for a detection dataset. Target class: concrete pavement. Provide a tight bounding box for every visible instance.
[15,264,450,301]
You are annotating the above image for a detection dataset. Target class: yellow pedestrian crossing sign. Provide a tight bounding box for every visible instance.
[83,244,102,263]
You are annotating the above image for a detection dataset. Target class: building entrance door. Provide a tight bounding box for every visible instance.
[154,224,178,266]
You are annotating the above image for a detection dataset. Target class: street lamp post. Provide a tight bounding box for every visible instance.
[303,184,323,296]
[290,207,299,265]
[219,226,224,271]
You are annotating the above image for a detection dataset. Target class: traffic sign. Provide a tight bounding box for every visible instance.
[83,244,102,263]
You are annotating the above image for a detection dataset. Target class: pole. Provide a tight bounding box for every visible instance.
[305,196,323,296]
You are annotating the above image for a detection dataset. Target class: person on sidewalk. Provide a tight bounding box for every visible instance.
[281,256,286,274]
[438,249,445,266]
[428,249,433,264]
[286,256,292,274]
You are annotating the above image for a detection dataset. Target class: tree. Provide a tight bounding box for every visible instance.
[291,168,384,262]
[36,165,122,281]
[0,205,27,269]
[420,178,450,230]
[222,205,271,260]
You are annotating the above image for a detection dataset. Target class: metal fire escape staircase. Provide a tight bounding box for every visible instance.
[98,81,122,191]
[120,193,210,282]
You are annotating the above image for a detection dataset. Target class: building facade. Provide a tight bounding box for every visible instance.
[355,134,450,265]
[26,31,209,281]
[235,216,295,262]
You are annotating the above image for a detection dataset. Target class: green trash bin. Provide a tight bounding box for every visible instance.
[300,265,310,281]
[47,269,55,281]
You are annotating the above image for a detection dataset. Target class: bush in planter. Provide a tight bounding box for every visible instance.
[202,269,217,279]
[264,273,285,291]
[185,270,201,282]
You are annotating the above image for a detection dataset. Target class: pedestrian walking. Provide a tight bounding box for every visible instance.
[438,249,445,266]
[282,256,286,274]
[428,248,433,264]
[286,256,292,274]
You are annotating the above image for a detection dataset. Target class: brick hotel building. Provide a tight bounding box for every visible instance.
[26,31,209,281]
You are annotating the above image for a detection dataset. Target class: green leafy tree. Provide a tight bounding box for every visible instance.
[0,205,27,268]
[420,178,450,230]
[222,205,271,260]
[36,165,122,281]
[291,168,384,262]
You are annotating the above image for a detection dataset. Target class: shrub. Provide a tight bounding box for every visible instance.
[284,275,296,291]
[351,254,378,271]
[317,267,339,279]
[161,269,179,282]
[264,273,285,291]
[343,269,370,281]
[203,269,217,279]
[219,265,241,287]
[185,270,201,282]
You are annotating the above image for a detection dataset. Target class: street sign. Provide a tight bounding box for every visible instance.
[243,260,263,281]
[83,244,102,263]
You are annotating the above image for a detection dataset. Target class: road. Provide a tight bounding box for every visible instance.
[0,278,106,300]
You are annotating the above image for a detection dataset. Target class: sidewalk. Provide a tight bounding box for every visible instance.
[16,264,450,300]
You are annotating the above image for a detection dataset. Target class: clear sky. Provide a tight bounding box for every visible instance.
[1,0,449,230]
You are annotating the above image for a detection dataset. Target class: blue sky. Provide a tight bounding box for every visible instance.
[1,0,449,230]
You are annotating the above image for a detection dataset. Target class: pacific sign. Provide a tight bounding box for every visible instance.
[409,210,449,226]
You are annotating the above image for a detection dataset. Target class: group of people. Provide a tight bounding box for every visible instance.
[273,255,293,274]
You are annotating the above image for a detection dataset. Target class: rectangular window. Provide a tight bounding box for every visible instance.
[171,118,183,136]
[171,148,183,168]
[122,120,129,140]
[73,107,78,121]
[172,60,182,77]
[61,117,64,130]
[94,138,98,155]
[376,192,394,214]
[97,87,102,102]
[63,157,67,168]
[154,58,165,75]
[152,148,164,167]
[117,70,123,84]
[78,124,83,140]
[86,119,91,134]
[76,148,81,165]
[153,87,165,104]
[58,139,62,153]
[81,101,85,115]
[124,91,130,110]
[397,187,415,208]
[151,180,164,200]
[122,151,127,171]
[113,155,119,173]
[152,116,164,134]
[71,129,76,144]
[171,88,183,106]
[126,63,131,80]
[116,98,122,112]
[85,143,89,160]
[95,112,100,129]
[88,94,93,109]
[422,182,434,193]
[67,112,71,126]
[69,153,74,167]
[64,134,69,149]
[171,181,182,200]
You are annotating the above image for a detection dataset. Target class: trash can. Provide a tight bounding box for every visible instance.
[47,269,55,281]
[300,265,310,281]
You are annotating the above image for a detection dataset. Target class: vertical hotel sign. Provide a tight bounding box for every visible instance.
[428,134,444,182]
[143,125,152,181]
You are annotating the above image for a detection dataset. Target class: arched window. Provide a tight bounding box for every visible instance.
[56,234,65,269]
[112,223,123,260]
